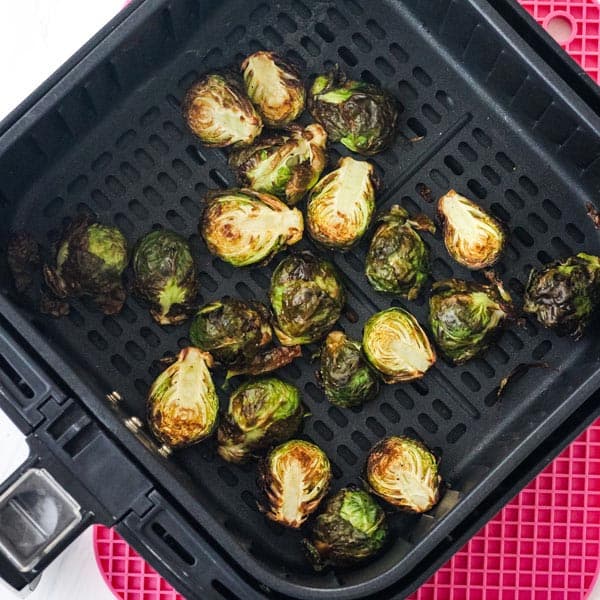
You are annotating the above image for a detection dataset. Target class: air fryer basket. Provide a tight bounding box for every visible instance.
[1,0,600,598]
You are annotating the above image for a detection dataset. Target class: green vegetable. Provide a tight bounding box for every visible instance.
[307,157,379,250]
[146,348,219,448]
[318,331,379,408]
[270,252,346,346]
[258,439,331,528]
[229,124,327,206]
[200,189,303,267]
[303,486,387,570]
[366,436,441,512]
[365,205,436,300]
[429,277,515,364]
[217,378,303,463]
[308,67,398,155]
[363,307,436,383]
[132,229,197,325]
[524,253,600,338]
[182,72,263,147]
[241,51,306,127]
[438,190,506,270]
[43,215,128,315]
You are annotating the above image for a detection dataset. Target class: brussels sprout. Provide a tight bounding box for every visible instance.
[229,124,327,206]
[189,298,272,366]
[318,331,379,408]
[270,252,346,346]
[43,216,128,315]
[200,189,303,267]
[438,190,506,270]
[133,230,197,325]
[429,277,515,365]
[366,436,441,512]
[242,51,306,127]
[365,205,436,300]
[303,486,387,570]
[147,348,219,448]
[258,439,331,528]
[308,68,398,155]
[225,345,302,379]
[363,307,436,383]
[307,157,379,250]
[524,253,600,338]
[182,72,262,147]
[217,378,303,463]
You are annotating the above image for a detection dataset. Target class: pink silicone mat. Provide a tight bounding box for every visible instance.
[93,2,600,599]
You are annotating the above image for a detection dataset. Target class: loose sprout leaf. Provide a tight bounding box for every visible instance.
[495,362,553,399]
[586,202,600,229]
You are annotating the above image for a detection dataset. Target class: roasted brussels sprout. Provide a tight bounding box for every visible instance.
[189,298,272,366]
[438,190,506,270]
[366,436,441,512]
[258,439,331,528]
[229,124,327,206]
[224,345,302,379]
[429,277,515,364]
[308,68,398,155]
[133,230,197,325]
[200,189,303,267]
[365,205,436,300]
[147,348,219,448]
[363,307,436,383]
[217,378,303,463]
[182,72,262,147]
[307,157,378,250]
[43,216,128,315]
[303,486,387,570]
[242,51,306,127]
[524,253,600,337]
[270,252,346,345]
[318,331,379,408]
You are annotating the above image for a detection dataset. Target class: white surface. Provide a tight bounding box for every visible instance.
[1,1,600,599]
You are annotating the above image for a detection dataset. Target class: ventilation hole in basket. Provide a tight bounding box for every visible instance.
[526,213,548,234]
[512,226,534,247]
[432,399,452,420]
[403,427,423,443]
[413,67,432,86]
[239,491,259,514]
[431,257,453,279]
[171,160,191,181]
[101,317,122,338]
[418,413,438,434]
[105,175,125,196]
[157,172,176,193]
[164,209,184,230]
[178,70,199,91]
[503,243,519,262]
[398,80,418,102]
[140,106,160,127]
[313,22,333,43]
[225,25,246,44]
[235,282,256,302]
[394,390,415,410]
[134,378,148,397]
[264,26,283,46]
[503,188,524,210]
[502,332,525,356]
[246,270,268,291]
[338,46,357,65]
[111,354,131,375]
[411,380,428,396]
[132,149,153,171]
[472,358,495,378]
[90,189,110,209]
[435,90,454,112]
[348,432,370,453]
[494,151,515,173]
[337,444,358,466]
[472,128,492,148]
[461,372,481,392]
[291,0,311,18]
[532,340,552,360]
[456,143,476,164]
[428,169,448,188]
[142,186,164,207]
[467,179,487,199]
[539,199,561,221]
[149,134,168,155]
[490,203,510,222]
[481,165,501,185]
[343,0,363,15]
[447,423,467,444]
[113,213,134,234]
[277,13,297,33]
[375,56,395,76]
[328,407,348,428]
[519,175,539,196]
[119,162,140,183]
[165,94,180,111]
[197,272,218,293]
[128,199,148,220]
[186,145,206,167]
[365,417,385,437]
[444,155,463,175]
[91,152,112,172]
[380,402,400,424]
[551,236,573,255]
[120,304,137,324]
[407,118,427,137]
[305,381,322,403]
[180,196,200,216]
[209,169,229,189]
[422,104,441,124]
[43,197,64,218]
[139,327,160,348]
[566,223,585,243]
[87,330,107,350]
[217,466,238,487]
[212,258,233,280]
[116,129,136,149]
[125,341,146,362]
[148,359,162,379]
[536,250,552,265]
[282,50,305,72]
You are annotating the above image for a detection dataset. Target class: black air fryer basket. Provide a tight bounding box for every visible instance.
[1,1,600,598]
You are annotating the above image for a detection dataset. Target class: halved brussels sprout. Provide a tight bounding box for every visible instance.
[270,252,346,346]
[307,157,379,250]
[318,331,380,408]
[242,51,306,127]
[363,307,436,383]
[217,378,303,463]
[366,205,436,300]
[229,124,327,206]
[189,298,272,366]
[200,189,303,267]
[366,436,441,512]
[524,253,600,338]
[133,229,197,325]
[224,345,302,380]
[258,439,331,528]
[303,486,387,570]
[308,68,398,155]
[43,216,128,315]
[182,72,262,147]
[147,348,219,448]
[429,277,515,364]
[438,190,506,270]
